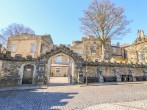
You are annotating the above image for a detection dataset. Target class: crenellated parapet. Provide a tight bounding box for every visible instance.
[0,50,37,61]
[82,61,147,68]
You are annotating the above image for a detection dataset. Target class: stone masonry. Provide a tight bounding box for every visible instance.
[0,60,36,86]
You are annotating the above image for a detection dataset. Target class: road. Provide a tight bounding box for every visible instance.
[0,83,147,110]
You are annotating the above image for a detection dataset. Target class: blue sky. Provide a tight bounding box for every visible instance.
[0,0,147,45]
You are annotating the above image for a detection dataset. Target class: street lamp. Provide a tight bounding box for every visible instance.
[85,38,94,85]
[85,43,92,85]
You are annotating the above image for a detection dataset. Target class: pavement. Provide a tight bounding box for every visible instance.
[80,81,147,86]
[0,81,147,92]
[1,82,147,110]
[84,100,147,110]
[0,85,48,92]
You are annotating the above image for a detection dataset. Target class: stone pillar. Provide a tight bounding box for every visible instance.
[128,68,136,82]
[113,67,121,82]
[97,66,104,83]
[143,68,147,81]
[37,60,46,84]
[78,67,84,83]
[71,62,75,84]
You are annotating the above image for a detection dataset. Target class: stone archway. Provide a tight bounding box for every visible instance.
[38,45,83,84]
[47,53,75,84]
[19,63,36,84]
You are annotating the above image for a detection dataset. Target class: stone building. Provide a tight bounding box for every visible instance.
[0,43,7,54]
[71,36,124,62]
[2,30,147,87]
[50,53,71,77]
[71,36,111,62]
[1,44,147,86]
[124,30,147,63]
[110,43,127,62]
[7,34,53,58]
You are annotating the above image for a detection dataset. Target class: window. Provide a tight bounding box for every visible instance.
[56,57,62,63]
[106,53,109,58]
[10,44,16,52]
[31,44,36,52]
[56,67,61,73]
[141,52,145,61]
[112,47,116,52]
[90,45,95,51]
[93,42,97,44]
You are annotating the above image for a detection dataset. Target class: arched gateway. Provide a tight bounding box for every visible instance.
[38,45,83,84]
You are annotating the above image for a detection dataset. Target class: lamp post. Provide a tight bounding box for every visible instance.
[85,38,94,85]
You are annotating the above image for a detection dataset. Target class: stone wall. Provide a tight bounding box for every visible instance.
[0,60,36,86]
[81,61,147,82]
[99,66,143,76]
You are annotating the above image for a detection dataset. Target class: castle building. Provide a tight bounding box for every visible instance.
[71,36,124,62]
[110,43,127,62]
[2,30,147,85]
[6,34,126,62]
[6,30,147,77]
[124,30,147,63]
[7,34,53,58]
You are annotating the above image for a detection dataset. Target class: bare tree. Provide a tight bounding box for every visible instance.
[80,0,131,60]
[0,23,35,46]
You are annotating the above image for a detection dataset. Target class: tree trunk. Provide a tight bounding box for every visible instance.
[101,43,106,61]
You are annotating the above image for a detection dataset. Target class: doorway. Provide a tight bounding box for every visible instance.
[47,53,75,85]
[22,64,34,84]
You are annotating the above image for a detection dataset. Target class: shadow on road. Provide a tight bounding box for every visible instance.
[0,89,78,110]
